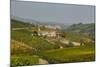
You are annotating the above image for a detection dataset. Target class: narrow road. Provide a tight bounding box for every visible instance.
[12,27,29,30]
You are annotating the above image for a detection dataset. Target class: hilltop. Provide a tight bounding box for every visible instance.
[11,19,35,28]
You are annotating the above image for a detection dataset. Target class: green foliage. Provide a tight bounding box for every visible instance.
[11,55,39,66]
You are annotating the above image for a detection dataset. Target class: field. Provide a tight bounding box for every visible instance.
[39,45,95,63]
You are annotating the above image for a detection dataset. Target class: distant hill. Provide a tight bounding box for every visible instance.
[11,16,40,24]
[11,16,68,28]
[11,19,35,28]
[65,23,95,35]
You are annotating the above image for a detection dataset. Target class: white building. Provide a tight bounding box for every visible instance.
[38,31,56,37]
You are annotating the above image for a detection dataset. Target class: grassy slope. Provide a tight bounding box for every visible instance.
[63,23,95,42]
[64,32,91,42]
[11,40,34,55]
[11,40,39,66]
[11,29,60,52]
[39,45,95,63]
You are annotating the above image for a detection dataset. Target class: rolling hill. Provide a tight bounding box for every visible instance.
[11,19,35,28]
[65,23,95,35]
[11,19,95,66]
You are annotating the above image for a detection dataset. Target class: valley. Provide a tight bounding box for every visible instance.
[11,19,95,66]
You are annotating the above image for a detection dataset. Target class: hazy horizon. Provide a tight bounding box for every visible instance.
[11,1,95,25]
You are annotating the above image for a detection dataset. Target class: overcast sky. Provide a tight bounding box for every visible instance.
[11,1,95,25]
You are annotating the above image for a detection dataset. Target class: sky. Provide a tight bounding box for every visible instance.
[11,0,95,25]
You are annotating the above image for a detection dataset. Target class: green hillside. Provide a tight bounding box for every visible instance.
[66,23,95,34]
[11,30,60,52]
[39,45,95,63]
[11,19,95,66]
[11,19,35,28]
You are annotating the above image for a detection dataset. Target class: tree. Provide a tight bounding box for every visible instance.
[80,38,84,46]
[33,31,38,36]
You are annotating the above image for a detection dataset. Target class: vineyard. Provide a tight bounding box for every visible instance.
[11,19,95,66]
[11,30,60,52]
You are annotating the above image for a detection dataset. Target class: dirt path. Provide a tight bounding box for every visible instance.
[38,58,48,64]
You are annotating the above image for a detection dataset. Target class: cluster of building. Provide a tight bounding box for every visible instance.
[32,25,61,38]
